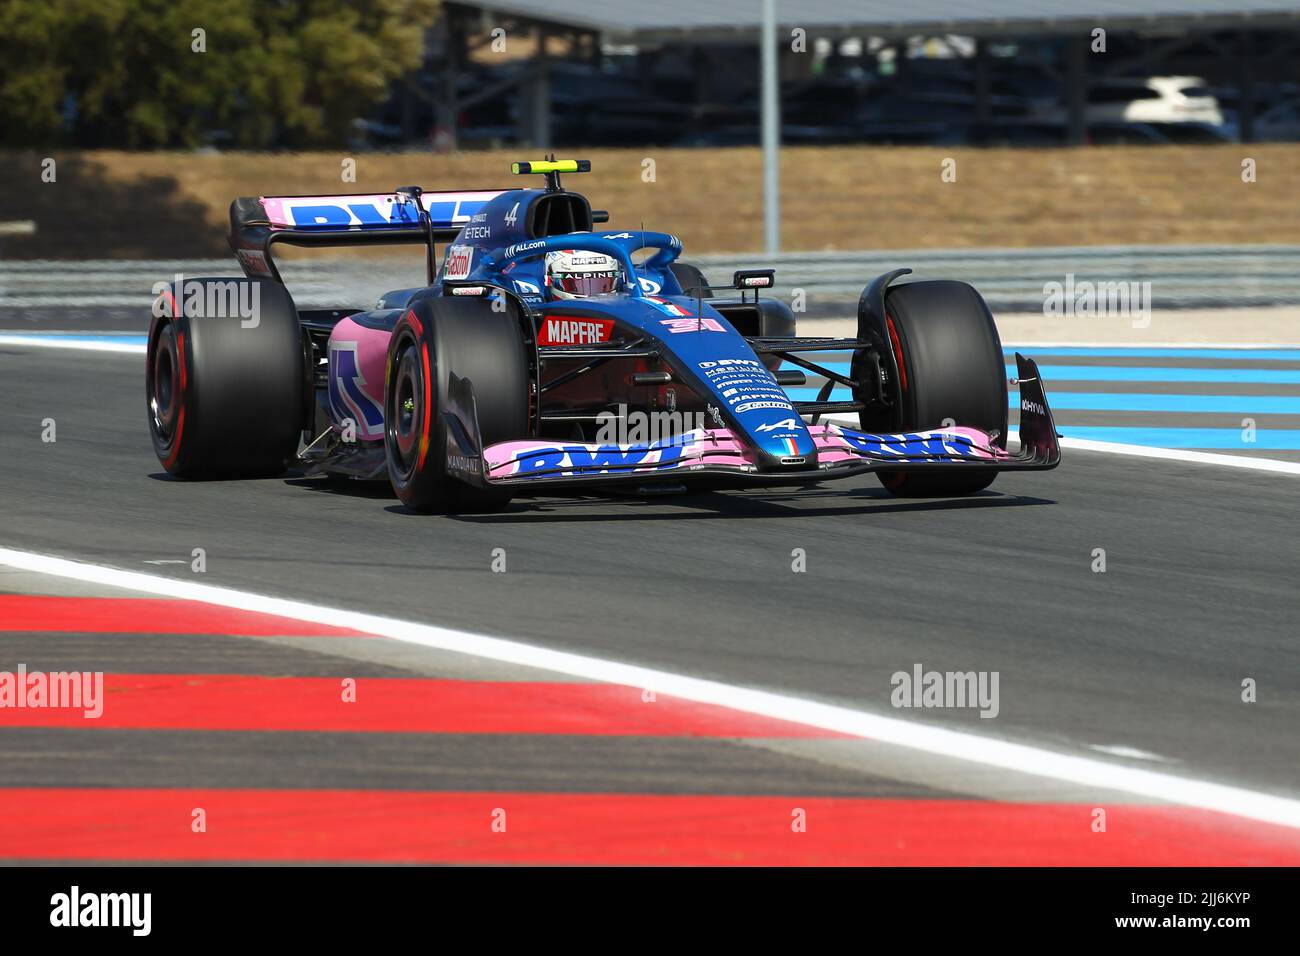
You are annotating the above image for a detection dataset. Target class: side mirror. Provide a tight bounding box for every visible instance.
[733,269,775,290]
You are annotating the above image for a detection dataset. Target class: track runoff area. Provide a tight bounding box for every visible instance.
[0,324,1296,929]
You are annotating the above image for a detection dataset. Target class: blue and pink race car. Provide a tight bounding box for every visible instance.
[146,159,1059,513]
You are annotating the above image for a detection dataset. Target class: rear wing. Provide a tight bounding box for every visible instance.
[228,188,506,284]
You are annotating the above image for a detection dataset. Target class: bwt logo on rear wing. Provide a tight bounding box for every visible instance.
[228,188,508,286]
[260,191,506,232]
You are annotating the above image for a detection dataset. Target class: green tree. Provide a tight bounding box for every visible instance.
[0,0,440,147]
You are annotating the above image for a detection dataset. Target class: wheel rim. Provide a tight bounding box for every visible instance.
[885,313,908,396]
[387,335,424,479]
[150,323,180,444]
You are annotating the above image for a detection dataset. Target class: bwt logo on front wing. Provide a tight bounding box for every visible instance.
[511,442,686,476]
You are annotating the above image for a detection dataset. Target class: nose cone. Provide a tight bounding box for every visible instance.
[638,296,816,468]
[749,420,818,467]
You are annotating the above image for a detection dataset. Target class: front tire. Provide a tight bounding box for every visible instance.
[384,297,529,514]
[860,280,1007,497]
[147,277,306,478]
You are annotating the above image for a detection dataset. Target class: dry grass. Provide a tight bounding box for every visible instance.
[3,144,1298,258]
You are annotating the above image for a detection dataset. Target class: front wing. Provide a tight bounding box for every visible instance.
[444,353,1061,490]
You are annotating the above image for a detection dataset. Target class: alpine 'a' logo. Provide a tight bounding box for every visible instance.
[756,418,800,432]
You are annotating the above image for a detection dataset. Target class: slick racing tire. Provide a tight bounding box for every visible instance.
[670,262,712,298]
[862,280,1007,497]
[147,277,306,478]
[384,297,529,514]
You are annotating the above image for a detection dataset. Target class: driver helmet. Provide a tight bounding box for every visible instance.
[545,249,622,299]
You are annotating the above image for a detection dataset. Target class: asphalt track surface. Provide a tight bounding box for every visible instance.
[1,339,1298,862]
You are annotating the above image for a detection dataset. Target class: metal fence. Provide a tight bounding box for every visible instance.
[693,245,1300,313]
[3,245,1299,314]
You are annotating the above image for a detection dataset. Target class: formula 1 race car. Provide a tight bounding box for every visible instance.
[146,158,1059,513]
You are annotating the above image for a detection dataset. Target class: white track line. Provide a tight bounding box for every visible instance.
[1058,437,1300,475]
[1,545,1298,830]
[0,335,144,355]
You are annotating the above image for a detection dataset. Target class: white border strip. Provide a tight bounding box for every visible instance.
[1059,436,1300,475]
[0,335,145,355]
[1,545,1298,830]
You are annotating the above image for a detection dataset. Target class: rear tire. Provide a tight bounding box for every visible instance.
[147,277,305,478]
[860,280,1007,497]
[669,262,712,298]
[384,297,529,514]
